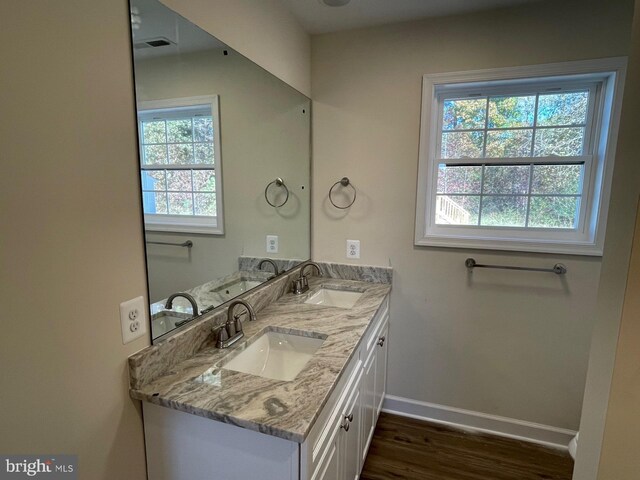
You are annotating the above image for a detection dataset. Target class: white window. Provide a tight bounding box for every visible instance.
[138,95,224,234]
[415,59,627,255]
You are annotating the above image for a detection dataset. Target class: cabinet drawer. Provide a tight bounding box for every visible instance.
[301,352,362,480]
[363,295,389,358]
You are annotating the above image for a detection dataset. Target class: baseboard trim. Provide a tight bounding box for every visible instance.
[382,395,576,450]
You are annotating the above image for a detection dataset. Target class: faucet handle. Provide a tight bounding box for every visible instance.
[292,277,307,294]
[216,324,229,344]
[225,319,236,337]
[234,315,243,334]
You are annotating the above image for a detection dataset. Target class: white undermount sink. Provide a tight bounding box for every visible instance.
[305,288,363,309]
[151,311,193,338]
[211,279,263,299]
[222,330,326,381]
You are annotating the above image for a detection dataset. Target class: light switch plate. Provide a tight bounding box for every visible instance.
[347,239,360,259]
[266,235,279,253]
[120,296,147,344]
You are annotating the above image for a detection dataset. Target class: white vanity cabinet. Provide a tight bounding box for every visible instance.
[360,296,389,460]
[301,294,389,480]
[143,294,389,480]
[305,363,363,480]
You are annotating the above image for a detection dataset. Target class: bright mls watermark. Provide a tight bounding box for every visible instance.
[1,456,77,479]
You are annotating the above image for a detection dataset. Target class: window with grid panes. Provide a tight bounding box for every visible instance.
[415,61,626,255]
[138,96,223,234]
[437,88,590,229]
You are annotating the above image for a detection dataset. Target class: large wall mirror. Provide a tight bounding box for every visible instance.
[129,0,311,342]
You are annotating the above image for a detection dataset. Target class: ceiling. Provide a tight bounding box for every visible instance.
[130,0,549,59]
[278,0,546,34]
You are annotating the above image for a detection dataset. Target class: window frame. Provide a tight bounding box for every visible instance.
[137,95,224,235]
[414,58,627,256]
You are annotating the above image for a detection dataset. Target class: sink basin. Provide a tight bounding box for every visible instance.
[210,279,264,301]
[222,329,326,381]
[151,311,193,338]
[305,288,363,309]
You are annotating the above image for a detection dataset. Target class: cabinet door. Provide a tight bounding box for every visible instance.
[360,349,376,466]
[342,383,361,480]
[315,439,339,480]
[374,323,389,416]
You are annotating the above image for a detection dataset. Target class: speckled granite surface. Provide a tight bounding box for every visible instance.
[238,256,305,275]
[238,257,393,284]
[316,261,392,284]
[129,275,390,443]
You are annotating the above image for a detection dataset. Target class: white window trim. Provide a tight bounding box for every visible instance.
[138,95,224,235]
[414,58,627,256]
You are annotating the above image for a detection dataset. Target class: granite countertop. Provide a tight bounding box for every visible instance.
[130,276,391,443]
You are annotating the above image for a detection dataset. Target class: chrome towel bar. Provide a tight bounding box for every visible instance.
[465,257,567,275]
[147,240,193,248]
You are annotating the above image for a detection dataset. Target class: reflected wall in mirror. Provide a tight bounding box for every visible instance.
[129,0,311,342]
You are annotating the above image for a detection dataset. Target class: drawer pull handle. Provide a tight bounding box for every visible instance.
[377,336,386,347]
[341,421,350,432]
[345,413,353,422]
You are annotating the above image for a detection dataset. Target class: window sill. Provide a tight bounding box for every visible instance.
[415,235,603,256]
[144,215,223,235]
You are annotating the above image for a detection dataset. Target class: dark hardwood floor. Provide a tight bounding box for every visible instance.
[360,413,574,480]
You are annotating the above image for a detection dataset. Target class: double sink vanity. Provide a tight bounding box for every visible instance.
[129,262,391,480]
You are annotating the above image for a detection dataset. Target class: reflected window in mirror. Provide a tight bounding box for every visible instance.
[138,95,224,234]
[128,0,311,342]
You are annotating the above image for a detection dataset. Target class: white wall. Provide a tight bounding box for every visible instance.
[160,0,311,96]
[311,0,634,431]
[135,49,311,301]
[0,0,149,478]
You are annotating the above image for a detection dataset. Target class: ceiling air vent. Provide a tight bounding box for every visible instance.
[133,37,175,50]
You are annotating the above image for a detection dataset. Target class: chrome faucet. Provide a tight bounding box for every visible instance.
[292,261,323,295]
[216,299,256,348]
[165,292,199,317]
[258,258,279,276]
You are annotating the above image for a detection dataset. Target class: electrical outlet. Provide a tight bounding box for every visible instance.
[266,235,279,254]
[346,239,360,259]
[120,296,147,344]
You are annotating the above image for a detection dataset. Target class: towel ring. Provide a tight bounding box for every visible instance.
[264,177,289,208]
[329,177,356,209]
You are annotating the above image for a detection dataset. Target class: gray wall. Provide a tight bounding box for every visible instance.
[311,0,634,431]
[0,0,311,477]
[573,0,640,477]
[0,0,149,478]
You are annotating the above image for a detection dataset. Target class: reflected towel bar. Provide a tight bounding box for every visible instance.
[465,257,567,275]
[147,240,193,248]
